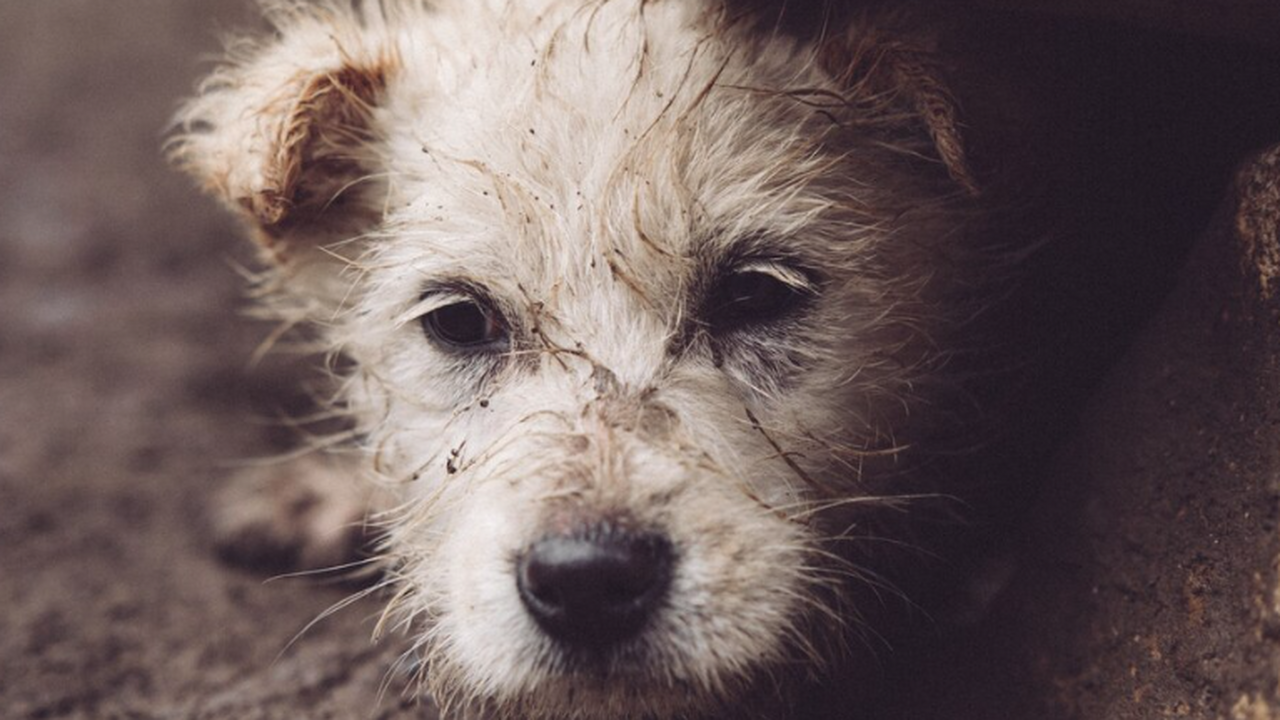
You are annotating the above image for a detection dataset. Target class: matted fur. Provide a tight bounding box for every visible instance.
[172,1,1018,717]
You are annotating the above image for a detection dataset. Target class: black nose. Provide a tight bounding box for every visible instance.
[517,524,673,651]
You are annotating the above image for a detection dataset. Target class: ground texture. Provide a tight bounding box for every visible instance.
[0,3,429,718]
[2,2,1280,719]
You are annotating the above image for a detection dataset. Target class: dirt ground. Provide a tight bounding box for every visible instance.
[0,2,429,718]
[3,2,1280,719]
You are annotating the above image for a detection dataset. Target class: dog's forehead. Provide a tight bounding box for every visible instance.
[374,0,835,288]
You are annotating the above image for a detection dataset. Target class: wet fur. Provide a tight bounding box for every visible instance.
[172,1,1019,718]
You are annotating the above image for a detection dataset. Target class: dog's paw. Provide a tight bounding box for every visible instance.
[210,455,377,574]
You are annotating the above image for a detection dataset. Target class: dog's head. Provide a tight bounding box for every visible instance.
[174,1,1000,716]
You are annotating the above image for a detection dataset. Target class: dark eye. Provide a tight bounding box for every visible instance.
[421,299,508,351]
[706,265,812,333]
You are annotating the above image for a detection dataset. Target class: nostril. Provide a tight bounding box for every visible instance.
[517,525,673,651]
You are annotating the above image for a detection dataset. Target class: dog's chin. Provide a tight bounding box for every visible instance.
[423,631,783,720]
[429,663,748,720]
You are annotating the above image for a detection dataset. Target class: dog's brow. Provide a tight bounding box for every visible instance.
[395,290,473,328]
[700,232,816,278]
[395,278,507,324]
[735,260,817,292]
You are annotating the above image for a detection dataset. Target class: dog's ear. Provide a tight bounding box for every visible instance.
[820,15,980,197]
[171,8,398,263]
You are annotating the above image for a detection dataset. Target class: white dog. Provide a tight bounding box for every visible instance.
[172,1,1018,717]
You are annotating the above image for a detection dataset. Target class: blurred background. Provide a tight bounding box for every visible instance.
[0,2,430,718]
[0,1,1278,719]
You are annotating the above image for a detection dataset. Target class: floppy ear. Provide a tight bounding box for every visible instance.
[170,6,399,263]
[821,15,980,197]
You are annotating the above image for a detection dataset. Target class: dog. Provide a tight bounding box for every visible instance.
[171,1,1027,717]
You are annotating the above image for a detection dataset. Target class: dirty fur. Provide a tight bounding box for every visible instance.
[171,1,1021,718]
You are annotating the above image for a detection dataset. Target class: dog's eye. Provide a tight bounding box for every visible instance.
[706,264,814,333]
[421,299,508,351]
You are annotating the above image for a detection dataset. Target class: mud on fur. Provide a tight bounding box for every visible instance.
[171,1,1033,718]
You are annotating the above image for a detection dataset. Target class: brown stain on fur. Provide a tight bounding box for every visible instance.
[249,62,392,248]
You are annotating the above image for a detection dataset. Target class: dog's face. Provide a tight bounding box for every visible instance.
[175,1,991,717]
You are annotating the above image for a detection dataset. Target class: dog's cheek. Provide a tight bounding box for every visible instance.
[659,487,818,665]
[418,479,558,695]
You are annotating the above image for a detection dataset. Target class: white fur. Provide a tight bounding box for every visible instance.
[173,1,1001,718]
